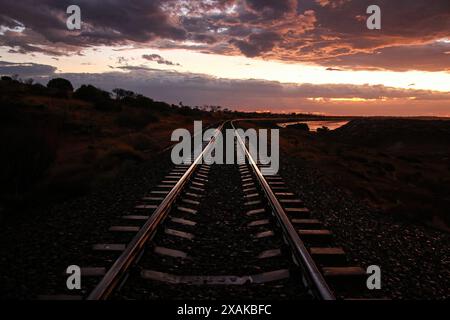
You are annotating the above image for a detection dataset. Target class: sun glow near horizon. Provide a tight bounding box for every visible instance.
[2,46,450,94]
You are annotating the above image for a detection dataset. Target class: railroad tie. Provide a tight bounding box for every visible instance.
[248,219,270,227]
[170,217,197,227]
[275,192,295,197]
[161,180,178,184]
[154,246,189,259]
[157,184,175,189]
[177,206,198,215]
[135,205,158,210]
[244,200,262,206]
[322,267,366,290]
[109,226,140,233]
[184,192,203,199]
[298,229,333,245]
[189,186,205,193]
[257,249,282,259]
[38,295,83,301]
[181,198,201,206]
[142,197,164,201]
[92,244,126,252]
[151,190,170,195]
[141,269,290,285]
[79,267,106,277]
[291,219,322,229]
[165,175,183,179]
[280,199,303,204]
[165,228,195,240]
[254,230,275,238]
[246,208,266,216]
[309,247,347,266]
[122,215,149,221]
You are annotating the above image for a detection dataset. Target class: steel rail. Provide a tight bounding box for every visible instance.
[88,122,226,300]
[231,120,336,300]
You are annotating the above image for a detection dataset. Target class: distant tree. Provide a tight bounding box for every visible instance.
[209,105,220,112]
[31,83,48,95]
[74,84,115,110]
[74,85,110,101]
[24,78,34,85]
[113,88,135,100]
[47,78,74,92]
[287,123,309,131]
[1,76,12,81]
[316,126,330,134]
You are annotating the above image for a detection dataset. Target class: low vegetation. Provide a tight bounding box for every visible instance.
[279,119,450,231]
[0,76,229,217]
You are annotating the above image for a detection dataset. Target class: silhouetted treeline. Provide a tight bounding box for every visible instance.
[0,76,233,116]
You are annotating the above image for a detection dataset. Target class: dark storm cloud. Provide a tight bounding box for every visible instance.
[0,0,186,55]
[0,0,449,71]
[245,0,298,18]
[0,61,56,76]
[142,54,181,66]
[232,32,282,57]
[4,60,448,102]
[321,42,450,72]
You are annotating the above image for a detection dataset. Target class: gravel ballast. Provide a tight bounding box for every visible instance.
[280,156,450,299]
[0,149,448,300]
[0,152,173,299]
[116,163,309,300]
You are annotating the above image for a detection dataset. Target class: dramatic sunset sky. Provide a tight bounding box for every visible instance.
[1,0,449,115]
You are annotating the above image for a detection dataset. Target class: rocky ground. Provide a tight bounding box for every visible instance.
[0,147,448,300]
[280,156,450,299]
[0,152,173,299]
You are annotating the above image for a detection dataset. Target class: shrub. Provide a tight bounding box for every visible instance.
[47,78,74,98]
[115,111,158,129]
[0,124,58,197]
[124,134,156,151]
[113,88,136,100]
[31,83,48,95]
[287,123,310,131]
[317,126,330,134]
[74,85,118,111]
[96,144,144,171]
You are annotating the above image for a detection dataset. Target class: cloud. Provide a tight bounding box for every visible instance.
[0,61,56,76]
[1,1,449,71]
[0,0,186,55]
[245,0,298,18]
[4,60,448,116]
[232,32,282,57]
[321,42,450,72]
[315,0,351,8]
[142,54,181,66]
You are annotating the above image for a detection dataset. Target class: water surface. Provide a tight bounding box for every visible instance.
[278,120,349,131]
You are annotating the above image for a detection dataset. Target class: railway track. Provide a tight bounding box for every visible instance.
[46,121,367,300]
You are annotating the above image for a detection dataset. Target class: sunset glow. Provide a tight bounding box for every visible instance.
[1,0,449,116]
